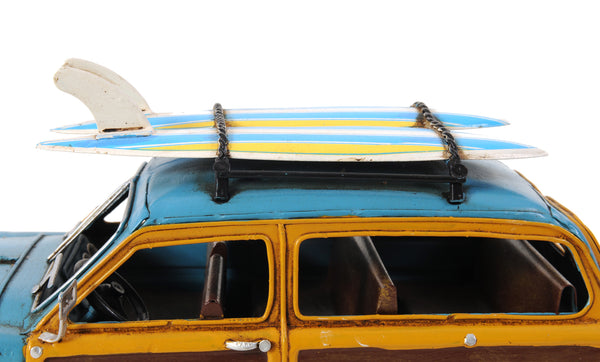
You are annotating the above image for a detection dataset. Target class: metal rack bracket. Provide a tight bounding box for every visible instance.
[212,102,468,204]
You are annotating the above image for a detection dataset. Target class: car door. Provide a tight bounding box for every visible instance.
[285,218,600,361]
[27,222,282,361]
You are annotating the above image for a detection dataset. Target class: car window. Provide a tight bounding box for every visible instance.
[70,239,270,323]
[53,181,131,261]
[297,235,588,317]
[34,182,132,306]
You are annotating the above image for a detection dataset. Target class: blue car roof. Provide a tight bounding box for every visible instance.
[131,158,556,227]
[25,157,597,334]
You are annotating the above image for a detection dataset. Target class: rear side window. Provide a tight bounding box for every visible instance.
[298,236,588,316]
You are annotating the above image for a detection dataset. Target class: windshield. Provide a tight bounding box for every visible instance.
[33,181,132,306]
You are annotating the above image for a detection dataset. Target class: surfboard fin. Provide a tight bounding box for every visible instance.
[54,58,153,135]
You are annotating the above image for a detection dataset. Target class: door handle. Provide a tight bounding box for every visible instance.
[225,339,271,353]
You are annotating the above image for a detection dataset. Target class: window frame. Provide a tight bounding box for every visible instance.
[33,181,135,310]
[288,217,598,323]
[36,221,278,335]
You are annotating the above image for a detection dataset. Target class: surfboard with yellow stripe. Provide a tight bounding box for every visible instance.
[38,127,545,162]
[51,107,508,134]
[42,59,542,162]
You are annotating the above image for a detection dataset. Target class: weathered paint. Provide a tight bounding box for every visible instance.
[296,344,600,361]
[24,217,600,361]
[278,224,289,360]
[138,158,559,225]
[9,156,600,361]
[27,223,282,361]
[284,218,600,361]
[36,156,596,318]
[45,350,267,361]
[0,233,64,360]
[0,234,41,298]
[286,218,600,319]
[54,59,152,134]
[547,196,600,262]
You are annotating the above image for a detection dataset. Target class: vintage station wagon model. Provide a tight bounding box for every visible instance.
[0,156,599,361]
[1,59,600,361]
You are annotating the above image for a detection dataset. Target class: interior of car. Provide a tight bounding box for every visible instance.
[68,239,269,323]
[298,235,588,316]
[64,229,588,323]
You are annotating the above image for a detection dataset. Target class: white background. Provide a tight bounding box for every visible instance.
[1,1,599,236]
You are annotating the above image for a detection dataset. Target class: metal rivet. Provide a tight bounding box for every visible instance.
[30,346,43,359]
[258,339,271,353]
[464,333,477,347]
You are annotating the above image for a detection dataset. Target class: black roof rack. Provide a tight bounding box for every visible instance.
[212,102,468,204]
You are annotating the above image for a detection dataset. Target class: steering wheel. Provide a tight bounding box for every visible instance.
[87,271,149,321]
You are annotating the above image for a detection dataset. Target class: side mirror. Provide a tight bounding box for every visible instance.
[39,280,77,343]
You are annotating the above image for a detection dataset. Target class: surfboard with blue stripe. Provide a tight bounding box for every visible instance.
[51,107,508,134]
[38,127,545,162]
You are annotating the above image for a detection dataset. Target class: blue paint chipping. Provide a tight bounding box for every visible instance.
[138,158,554,226]
[1,156,597,361]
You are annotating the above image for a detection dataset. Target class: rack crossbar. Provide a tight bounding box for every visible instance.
[212,102,468,204]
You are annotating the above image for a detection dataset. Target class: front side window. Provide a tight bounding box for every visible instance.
[70,238,270,323]
[298,235,588,317]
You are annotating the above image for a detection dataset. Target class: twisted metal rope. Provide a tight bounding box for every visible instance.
[411,102,467,178]
[212,103,231,202]
[213,103,229,160]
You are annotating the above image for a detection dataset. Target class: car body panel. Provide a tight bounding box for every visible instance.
[0,233,43,324]
[284,218,600,361]
[141,158,554,224]
[286,218,600,322]
[134,158,591,252]
[0,233,64,359]
[289,325,600,361]
[23,217,600,361]
[7,156,600,361]
[26,223,282,361]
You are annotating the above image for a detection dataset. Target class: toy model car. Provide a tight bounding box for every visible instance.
[2,60,599,361]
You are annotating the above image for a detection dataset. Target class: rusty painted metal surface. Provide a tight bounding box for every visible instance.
[4,156,599,360]
[18,217,600,361]
[46,350,267,361]
[297,346,600,361]
[26,223,282,361]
